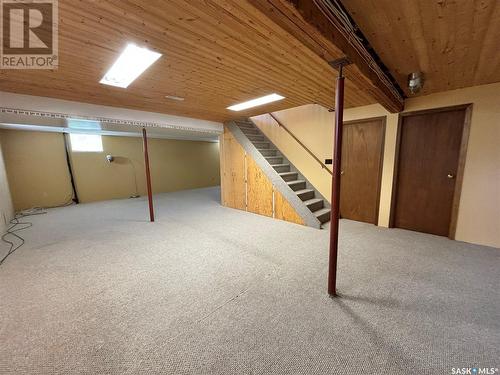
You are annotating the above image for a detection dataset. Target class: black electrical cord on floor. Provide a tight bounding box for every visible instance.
[0,199,74,267]
[0,211,46,267]
[0,220,25,265]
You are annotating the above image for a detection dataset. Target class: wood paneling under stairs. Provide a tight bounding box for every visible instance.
[220,127,304,225]
[220,129,246,210]
[247,157,274,217]
[274,190,304,225]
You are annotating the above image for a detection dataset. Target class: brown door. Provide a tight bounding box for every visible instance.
[340,118,385,224]
[393,108,467,237]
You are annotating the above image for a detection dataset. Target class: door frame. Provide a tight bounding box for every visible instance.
[389,104,473,239]
[343,116,386,225]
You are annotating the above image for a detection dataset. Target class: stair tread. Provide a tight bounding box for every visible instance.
[287,179,305,185]
[314,208,331,217]
[257,148,276,151]
[271,163,289,167]
[278,171,297,176]
[304,198,323,205]
[295,188,314,194]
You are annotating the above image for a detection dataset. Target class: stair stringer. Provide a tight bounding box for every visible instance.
[227,122,321,229]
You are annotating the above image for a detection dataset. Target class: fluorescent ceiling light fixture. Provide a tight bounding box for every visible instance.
[227,93,285,111]
[100,43,162,88]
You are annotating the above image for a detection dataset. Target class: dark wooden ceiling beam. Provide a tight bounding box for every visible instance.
[251,0,405,113]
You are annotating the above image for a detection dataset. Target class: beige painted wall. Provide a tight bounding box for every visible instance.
[252,82,500,248]
[70,135,220,203]
[0,133,14,234]
[0,130,72,212]
[252,106,334,201]
[1,129,220,210]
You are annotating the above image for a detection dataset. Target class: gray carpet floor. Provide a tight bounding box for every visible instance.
[0,187,498,375]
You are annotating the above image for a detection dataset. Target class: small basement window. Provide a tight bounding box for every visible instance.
[69,133,103,152]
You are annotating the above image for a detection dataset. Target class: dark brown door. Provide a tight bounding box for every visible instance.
[340,118,385,224]
[393,109,466,236]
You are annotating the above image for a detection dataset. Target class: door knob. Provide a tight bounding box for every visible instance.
[447,173,455,179]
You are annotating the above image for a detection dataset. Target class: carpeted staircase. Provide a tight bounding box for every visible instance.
[235,119,331,225]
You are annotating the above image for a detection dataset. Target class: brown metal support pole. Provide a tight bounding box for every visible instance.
[328,65,345,296]
[142,127,155,222]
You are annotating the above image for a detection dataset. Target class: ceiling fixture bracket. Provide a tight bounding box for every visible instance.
[329,57,352,77]
[328,57,351,70]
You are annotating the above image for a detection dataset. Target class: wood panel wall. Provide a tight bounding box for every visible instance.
[220,128,304,226]
[274,190,304,225]
[247,157,274,217]
[220,129,246,210]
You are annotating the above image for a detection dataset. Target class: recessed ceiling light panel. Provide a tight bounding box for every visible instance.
[100,43,162,88]
[227,93,285,111]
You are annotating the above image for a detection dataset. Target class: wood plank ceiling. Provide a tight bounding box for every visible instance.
[0,0,378,122]
[343,0,500,96]
[251,0,405,113]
